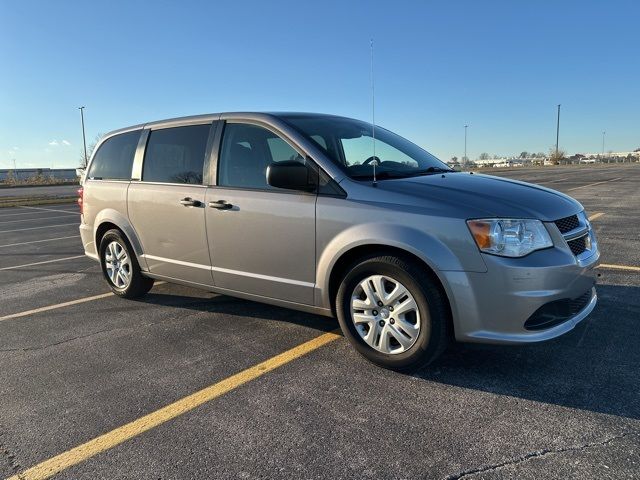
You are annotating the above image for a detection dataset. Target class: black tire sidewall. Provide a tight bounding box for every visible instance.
[336,257,444,370]
[99,229,148,297]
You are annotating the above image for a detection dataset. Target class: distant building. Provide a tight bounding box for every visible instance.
[0,168,78,181]
[579,151,640,160]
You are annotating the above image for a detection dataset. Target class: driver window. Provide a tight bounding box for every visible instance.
[341,135,418,167]
[218,123,304,190]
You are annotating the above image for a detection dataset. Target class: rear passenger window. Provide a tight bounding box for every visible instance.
[87,130,140,180]
[142,125,210,184]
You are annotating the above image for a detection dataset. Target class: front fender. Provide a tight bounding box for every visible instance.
[94,208,148,271]
[316,222,486,309]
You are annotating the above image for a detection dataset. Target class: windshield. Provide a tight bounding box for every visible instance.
[279,115,452,179]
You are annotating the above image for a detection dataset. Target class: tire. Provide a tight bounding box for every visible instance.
[336,254,450,371]
[99,229,154,299]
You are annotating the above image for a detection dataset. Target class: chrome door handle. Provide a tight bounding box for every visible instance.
[180,197,201,207]
[208,200,233,210]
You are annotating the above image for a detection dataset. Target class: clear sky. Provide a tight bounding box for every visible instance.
[1,0,638,169]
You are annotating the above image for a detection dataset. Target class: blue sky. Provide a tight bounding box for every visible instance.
[1,0,638,168]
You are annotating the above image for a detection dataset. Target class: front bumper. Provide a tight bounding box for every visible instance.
[443,243,599,344]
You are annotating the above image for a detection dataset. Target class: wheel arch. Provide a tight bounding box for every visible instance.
[323,243,455,341]
[93,209,147,271]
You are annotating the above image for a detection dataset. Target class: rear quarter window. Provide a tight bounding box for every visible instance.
[142,124,210,184]
[87,130,140,180]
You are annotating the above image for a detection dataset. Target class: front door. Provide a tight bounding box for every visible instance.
[128,123,214,287]
[205,121,316,305]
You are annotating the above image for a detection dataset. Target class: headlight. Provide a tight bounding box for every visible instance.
[467,218,553,257]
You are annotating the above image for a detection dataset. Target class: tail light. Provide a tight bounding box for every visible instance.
[77,187,84,214]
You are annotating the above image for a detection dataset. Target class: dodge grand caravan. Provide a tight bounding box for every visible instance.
[79,112,599,370]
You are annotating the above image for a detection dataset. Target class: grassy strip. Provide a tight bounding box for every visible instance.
[0,196,77,208]
[0,182,79,189]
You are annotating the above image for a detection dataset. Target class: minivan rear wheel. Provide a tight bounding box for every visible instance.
[336,255,449,371]
[99,229,154,298]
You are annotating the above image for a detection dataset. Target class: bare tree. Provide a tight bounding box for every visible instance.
[479,152,490,160]
[548,147,566,165]
[79,133,104,168]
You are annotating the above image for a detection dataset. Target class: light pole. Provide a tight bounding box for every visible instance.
[464,125,468,164]
[78,106,88,167]
[602,131,606,155]
[555,104,561,157]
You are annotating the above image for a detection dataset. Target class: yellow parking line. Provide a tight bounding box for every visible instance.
[8,330,341,480]
[0,282,167,322]
[588,212,605,221]
[567,177,623,191]
[598,263,640,272]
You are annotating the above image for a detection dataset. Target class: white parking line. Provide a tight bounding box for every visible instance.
[19,205,80,215]
[0,223,78,234]
[567,177,623,191]
[0,214,77,225]
[0,255,87,271]
[0,235,81,249]
[0,292,114,322]
[0,282,165,322]
[0,210,72,218]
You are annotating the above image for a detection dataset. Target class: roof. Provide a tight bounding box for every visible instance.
[103,112,362,139]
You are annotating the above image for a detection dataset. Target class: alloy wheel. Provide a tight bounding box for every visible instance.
[104,240,132,289]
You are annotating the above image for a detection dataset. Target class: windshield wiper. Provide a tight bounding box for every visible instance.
[414,166,455,174]
[350,166,455,181]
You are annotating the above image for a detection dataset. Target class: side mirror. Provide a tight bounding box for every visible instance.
[266,161,317,192]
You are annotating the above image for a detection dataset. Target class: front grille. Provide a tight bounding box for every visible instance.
[554,214,579,234]
[567,235,588,256]
[524,290,593,331]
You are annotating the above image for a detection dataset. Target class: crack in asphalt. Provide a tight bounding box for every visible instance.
[441,431,640,480]
[0,325,140,353]
[0,427,22,478]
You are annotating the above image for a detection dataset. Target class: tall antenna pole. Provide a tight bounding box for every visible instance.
[464,125,468,164]
[555,104,561,156]
[370,39,377,184]
[79,106,88,167]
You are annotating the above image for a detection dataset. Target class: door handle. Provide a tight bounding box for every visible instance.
[208,200,233,210]
[180,197,201,207]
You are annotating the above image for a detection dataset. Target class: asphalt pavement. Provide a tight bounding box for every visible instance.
[0,165,638,479]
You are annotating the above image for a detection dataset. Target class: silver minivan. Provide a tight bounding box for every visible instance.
[79,112,599,370]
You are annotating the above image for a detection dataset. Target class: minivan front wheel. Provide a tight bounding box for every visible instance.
[336,255,450,371]
[99,229,154,298]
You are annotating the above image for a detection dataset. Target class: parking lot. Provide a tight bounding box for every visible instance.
[1,165,638,479]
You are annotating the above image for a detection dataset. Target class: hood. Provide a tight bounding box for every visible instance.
[373,172,583,221]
